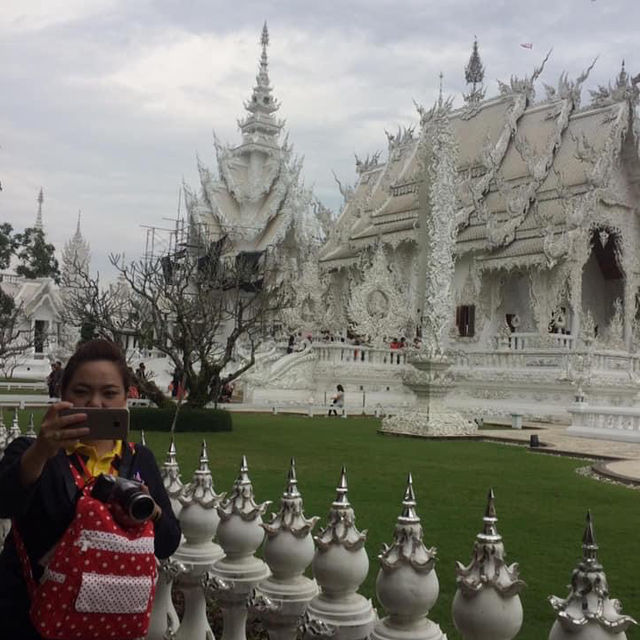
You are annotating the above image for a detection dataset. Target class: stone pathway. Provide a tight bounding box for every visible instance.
[477,420,640,485]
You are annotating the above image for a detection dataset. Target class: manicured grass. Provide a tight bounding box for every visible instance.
[14,411,640,639]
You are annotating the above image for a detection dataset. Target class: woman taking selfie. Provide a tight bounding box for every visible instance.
[0,339,181,639]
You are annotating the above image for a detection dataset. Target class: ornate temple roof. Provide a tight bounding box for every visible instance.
[320,58,640,271]
[185,24,323,257]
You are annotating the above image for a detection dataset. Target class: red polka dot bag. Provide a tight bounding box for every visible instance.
[13,458,157,640]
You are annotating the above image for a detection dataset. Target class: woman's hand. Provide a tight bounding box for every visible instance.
[34,401,91,459]
[20,402,90,487]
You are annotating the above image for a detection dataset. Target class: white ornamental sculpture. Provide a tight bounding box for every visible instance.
[252,459,320,639]
[160,435,184,517]
[452,489,525,640]
[25,413,37,438]
[302,467,376,639]
[347,244,412,346]
[548,511,637,640]
[382,97,475,437]
[372,474,446,640]
[148,436,184,639]
[209,455,271,640]
[8,407,21,443]
[172,440,225,640]
[282,257,330,335]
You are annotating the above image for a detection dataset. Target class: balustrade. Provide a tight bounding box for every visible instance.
[0,425,635,640]
[314,343,409,367]
[493,332,575,351]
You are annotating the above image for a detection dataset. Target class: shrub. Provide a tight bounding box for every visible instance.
[129,407,232,432]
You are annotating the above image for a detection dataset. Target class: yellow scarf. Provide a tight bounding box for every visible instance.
[66,440,123,477]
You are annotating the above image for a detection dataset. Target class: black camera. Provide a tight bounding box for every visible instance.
[91,474,155,524]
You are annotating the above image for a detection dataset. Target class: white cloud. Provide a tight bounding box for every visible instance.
[2,0,640,278]
[0,0,125,34]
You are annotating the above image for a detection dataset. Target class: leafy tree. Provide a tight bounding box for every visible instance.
[0,223,17,271]
[14,227,60,282]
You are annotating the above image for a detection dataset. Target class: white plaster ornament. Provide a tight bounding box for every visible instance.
[253,459,320,640]
[372,474,446,640]
[172,440,225,640]
[304,467,376,639]
[209,455,271,640]
[548,511,636,640]
[452,489,524,640]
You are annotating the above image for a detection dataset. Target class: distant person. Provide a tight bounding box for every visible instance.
[46,362,62,398]
[286,335,295,354]
[328,384,345,417]
[135,362,147,380]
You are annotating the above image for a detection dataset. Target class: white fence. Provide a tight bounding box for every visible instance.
[0,421,635,640]
[493,331,576,351]
[568,400,640,443]
[314,343,410,367]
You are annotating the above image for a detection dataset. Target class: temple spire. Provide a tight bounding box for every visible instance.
[35,188,44,230]
[438,72,444,109]
[464,37,486,104]
[238,22,283,148]
[62,209,91,281]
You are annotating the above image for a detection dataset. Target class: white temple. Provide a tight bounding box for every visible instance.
[242,41,640,426]
[184,23,325,290]
[0,193,91,377]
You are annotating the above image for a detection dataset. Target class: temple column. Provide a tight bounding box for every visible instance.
[569,261,583,345]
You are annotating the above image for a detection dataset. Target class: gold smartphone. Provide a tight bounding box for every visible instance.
[60,407,130,441]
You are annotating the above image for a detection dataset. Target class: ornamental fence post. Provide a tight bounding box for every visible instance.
[147,436,186,639]
[371,473,446,640]
[206,455,271,640]
[172,440,225,640]
[8,407,21,443]
[452,489,524,640]
[548,511,637,640]
[301,467,376,640]
[251,458,319,639]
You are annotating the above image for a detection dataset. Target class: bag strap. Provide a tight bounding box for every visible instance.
[11,522,36,598]
[118,441,137,480]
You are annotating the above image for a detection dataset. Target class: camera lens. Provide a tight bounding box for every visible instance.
[128,494,155,522]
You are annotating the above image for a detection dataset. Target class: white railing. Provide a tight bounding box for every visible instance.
[1,427,634,640]
[568,400,640,442]
[453,348,640,375]
[0,381,47,391]
[314,342,410,366]
[493,331,576,351]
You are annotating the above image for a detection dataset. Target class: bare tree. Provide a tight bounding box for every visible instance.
[0,289,33,378]
[62,240,288,408]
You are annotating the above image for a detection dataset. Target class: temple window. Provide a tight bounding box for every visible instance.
[456,305,475,337]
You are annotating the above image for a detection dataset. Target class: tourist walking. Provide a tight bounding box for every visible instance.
[328,384,345,416]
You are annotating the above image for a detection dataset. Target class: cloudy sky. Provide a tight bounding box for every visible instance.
[1,0,638,276]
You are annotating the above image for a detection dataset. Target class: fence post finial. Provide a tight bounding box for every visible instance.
[452,489,525,640]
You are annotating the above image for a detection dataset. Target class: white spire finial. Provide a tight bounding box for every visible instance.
[35,188,44,230]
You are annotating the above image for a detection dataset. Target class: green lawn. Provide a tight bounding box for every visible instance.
[13,411,640,639]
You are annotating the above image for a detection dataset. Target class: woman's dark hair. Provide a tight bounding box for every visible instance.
[60,339,131,397]
[337,384,344,392]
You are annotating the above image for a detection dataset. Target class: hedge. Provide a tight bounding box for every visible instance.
[129,407,232,432]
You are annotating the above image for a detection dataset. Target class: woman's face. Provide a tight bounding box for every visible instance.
[63,360,127,408]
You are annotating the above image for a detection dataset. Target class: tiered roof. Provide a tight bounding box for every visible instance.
[320,55,640,272]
